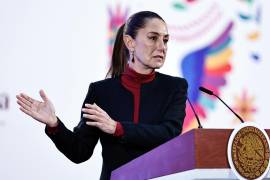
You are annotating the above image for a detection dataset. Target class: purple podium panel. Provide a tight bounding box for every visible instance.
[111,130,197,180]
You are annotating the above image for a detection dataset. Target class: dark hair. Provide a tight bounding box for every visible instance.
[106,11,165,78]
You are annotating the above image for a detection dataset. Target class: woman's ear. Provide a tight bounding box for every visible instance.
[123,35,135,51]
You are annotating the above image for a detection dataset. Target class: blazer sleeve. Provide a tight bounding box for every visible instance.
[119,78,188,149]
[45,83,100,164]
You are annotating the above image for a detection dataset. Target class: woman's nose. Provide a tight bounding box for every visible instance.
[157,39,166,51]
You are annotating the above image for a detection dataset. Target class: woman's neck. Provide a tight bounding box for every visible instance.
[128,62,154,75]
[121,64,156,86]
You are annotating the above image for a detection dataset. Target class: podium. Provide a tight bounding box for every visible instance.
[111,129,270,180]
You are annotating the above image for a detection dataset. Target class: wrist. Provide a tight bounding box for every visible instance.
[47,115,59,128]
[112,120,117,134]
[113,121,124,137]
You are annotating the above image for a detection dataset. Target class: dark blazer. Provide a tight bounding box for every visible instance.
[45,72,188,180]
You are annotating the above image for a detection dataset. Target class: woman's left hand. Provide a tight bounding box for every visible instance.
[82,103,117,134]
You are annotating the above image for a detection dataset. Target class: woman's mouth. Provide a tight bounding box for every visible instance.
[153,55,164,60]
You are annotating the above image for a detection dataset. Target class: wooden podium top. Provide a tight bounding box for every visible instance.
[194,128,232,168]
[111,129,270,180]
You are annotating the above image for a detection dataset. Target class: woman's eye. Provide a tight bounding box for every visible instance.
[149,36,157,41]
[163,38,169,44]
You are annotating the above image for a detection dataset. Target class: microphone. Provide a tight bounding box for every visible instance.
[198,86,213,95]
[199,86,244,123]
[187,97,203,128]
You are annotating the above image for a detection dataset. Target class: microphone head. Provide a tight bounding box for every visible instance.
[199,86,214,95]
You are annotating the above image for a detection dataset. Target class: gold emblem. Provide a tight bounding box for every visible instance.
[231,126,270,179]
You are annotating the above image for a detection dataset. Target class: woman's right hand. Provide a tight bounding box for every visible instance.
[16,90,58,127]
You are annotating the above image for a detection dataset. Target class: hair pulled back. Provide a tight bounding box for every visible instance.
[106,11,165,78]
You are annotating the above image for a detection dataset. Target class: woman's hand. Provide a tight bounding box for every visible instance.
[82,103,117,134]
[16,90,58,127]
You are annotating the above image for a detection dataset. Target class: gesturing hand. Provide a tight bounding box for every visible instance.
[16,90,58,127]
[82,103,117,134]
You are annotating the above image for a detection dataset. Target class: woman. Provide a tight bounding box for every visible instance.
[16,11,188,180]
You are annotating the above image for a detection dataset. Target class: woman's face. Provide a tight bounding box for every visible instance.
[133,18,169,71]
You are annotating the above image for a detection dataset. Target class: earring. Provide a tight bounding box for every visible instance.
[131,51,135,63]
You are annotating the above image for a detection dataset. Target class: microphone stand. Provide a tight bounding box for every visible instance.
[213,94,244,123]
[187,97,203,128]
[199,86,244,123]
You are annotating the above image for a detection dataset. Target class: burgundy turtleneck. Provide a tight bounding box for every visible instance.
[113,65,156,137]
